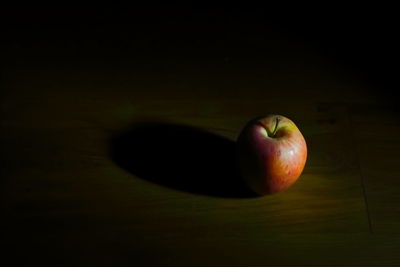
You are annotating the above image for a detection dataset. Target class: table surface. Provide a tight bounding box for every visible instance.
[2,29,400,266]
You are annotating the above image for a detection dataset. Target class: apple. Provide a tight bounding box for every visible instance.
[236,115,307,195]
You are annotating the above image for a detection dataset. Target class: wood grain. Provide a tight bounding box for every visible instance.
[2,43,400,266]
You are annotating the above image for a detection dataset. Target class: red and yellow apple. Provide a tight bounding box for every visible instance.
[236,115,307,195]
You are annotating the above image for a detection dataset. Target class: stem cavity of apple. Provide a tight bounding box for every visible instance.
[271,117,280,137]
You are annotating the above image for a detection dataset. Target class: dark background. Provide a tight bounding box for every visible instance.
[2,5,399,94]
[2,5,400,267]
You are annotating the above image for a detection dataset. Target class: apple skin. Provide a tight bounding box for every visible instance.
[236,115,307,195]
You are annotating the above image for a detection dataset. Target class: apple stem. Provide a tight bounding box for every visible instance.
[271,117,280,137]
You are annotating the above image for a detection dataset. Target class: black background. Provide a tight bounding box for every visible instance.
[2,5,398,98]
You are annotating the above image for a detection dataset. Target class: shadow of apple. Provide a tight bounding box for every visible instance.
[108,122,257,198]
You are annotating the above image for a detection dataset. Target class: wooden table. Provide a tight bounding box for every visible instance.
[2,22,400,266]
